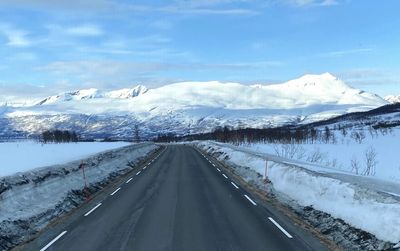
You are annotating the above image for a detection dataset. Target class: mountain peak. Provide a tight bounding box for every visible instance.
[36,85,148,105]
[385,95,400,104]
[282,73,348,90]
[107,85,148,99]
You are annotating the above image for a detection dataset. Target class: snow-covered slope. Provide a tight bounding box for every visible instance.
[385,95,400,104]
[106,85,148,99]
[0,73,388,139]
[36,85,148,105]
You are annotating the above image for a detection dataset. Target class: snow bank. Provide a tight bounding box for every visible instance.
[267,162,400,244]
[0,141,131,177]
[195,141,400,244]
[0,143,159,250]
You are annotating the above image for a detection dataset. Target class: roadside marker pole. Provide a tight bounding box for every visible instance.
[80,161,90,201]
[263,160,271,193]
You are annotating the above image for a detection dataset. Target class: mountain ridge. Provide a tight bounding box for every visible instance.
[36,85,148,105]
[0,73,390,139]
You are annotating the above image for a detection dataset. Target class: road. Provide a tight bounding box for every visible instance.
[23,145,328,251]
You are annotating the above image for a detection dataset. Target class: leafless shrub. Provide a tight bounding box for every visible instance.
[126,160,136,168]
[331,158,338,168]
[274,143,306,159]
[350,131,366,144]
[307,148,325,163]
[351,156,360,175]
[295,147,307,160]
[363,146,378,176]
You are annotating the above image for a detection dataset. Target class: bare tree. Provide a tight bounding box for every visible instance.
[307,147,325,163]
[363,146,378,176]
[134,124,140,142]
[351,156,360,175]
[273,143,306,160]
[350,131,366,144]
[341,126,348,138]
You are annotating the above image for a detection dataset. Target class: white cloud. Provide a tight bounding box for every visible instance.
[318,48,373,58]
[286,0,339,7]
[65,24,104,36]
[0,0,114,11]
[336,68,400,96]
[156,5,258,15]
[0,24,31,47]
[0,0,259,16]
[150,20,173,30]
[35,59,284,87]
[10,52,37,61]
[320,0,339,6]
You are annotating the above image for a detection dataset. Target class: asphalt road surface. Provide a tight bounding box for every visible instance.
[23,145,328,251]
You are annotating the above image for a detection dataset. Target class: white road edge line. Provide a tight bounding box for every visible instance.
[110,187,121,196]
[222,174,228,179]
[136,171,141,176]
[126,178,133,183]
[84,203,102,217]
[231,181,239,189]
[268,217,293,239]
[217,168,221,172]
[244,195,257,206]
[40,231,68,251]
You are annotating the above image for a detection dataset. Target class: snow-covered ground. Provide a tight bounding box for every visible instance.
[0,143,159,250]
[0,141,131,177]
[239,129,400,183]
[194,140,400,247]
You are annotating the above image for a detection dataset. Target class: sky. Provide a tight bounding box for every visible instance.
[0,0,399,101]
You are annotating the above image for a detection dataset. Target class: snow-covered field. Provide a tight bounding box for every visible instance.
[0,141,131,177]
[194,140,400,248]
[240,129,400,183]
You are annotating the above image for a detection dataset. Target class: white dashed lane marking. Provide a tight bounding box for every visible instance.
[40,231,67,251]
[268,217,293,239]
[244,195,257,206]
[231,182,239,189]
[110,187,121,196]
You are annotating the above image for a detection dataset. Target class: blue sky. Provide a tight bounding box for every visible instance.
[0,0,399,99]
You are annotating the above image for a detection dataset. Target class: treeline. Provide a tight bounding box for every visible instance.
[156,126,335,144]
[155,124,384,145]
[41,130,79,143]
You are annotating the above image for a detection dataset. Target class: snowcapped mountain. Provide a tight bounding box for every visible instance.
[385,95,400,104]
[0,73,388,139]
[106,85,148,99]
[36,85,148,105]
